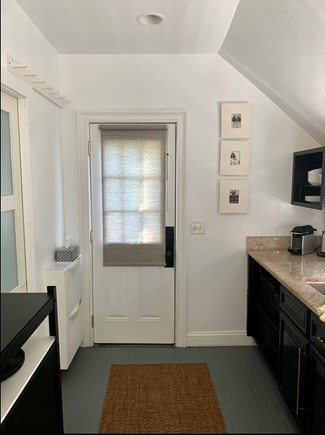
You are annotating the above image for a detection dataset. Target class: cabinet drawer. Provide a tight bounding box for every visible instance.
[310,313,325,356]
[280,286,310,335]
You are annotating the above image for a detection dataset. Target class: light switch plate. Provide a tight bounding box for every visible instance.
[190,219,205,234]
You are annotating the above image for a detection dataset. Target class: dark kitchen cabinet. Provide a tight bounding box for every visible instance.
[247,256,280,374]
[291,146,325,210]
[1,288,64,434]
[279,286,310,432]
[247,257,325,434]
[279,310,309,430]
[279,284,310,335]
[307,313,325,434]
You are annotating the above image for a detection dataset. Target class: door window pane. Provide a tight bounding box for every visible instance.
[1,211,18,292]
[100,126,166,266]
[1,110,14,196]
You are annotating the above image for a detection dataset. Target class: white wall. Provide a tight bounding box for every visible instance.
[59,54,324,345]
[2,0,323,343]
[1,0,65,293]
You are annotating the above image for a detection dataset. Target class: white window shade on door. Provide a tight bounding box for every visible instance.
[99,125,167,266]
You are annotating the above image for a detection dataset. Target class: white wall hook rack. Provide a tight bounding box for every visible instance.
[6,53,70,108]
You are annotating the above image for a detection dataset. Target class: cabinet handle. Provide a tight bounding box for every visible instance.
[68,299,82,320]
[316,336,324,344]
[296,347,302,415]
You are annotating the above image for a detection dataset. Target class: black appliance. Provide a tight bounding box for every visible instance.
[288,225,317,255]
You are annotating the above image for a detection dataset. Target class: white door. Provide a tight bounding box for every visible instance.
[90,123,176,343]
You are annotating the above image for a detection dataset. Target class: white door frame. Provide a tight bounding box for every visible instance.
[77,110,187,347]
[1,67,37,293]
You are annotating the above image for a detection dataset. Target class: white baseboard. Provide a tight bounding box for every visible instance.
[81,331,256,348]
[186,330,256,346]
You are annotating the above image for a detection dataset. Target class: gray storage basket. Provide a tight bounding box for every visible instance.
[55,245,79,262]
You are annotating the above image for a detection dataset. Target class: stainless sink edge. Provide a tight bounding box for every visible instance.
[306,282,325,295]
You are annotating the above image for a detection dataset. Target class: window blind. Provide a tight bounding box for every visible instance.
[99,125,167,266]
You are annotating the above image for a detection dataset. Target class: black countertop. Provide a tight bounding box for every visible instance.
[1,293,53,368]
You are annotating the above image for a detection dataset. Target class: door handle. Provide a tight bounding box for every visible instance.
[296,347,302,415]
[68,299,82,321]
[165,226,174,268]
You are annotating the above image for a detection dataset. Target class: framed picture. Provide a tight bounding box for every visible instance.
[220,102,251,139]
[219,179,249,213]
[219,140,250,175]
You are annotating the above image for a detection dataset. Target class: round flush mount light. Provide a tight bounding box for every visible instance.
[137,13,165,26]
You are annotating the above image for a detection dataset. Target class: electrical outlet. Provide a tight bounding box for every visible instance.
[190,219,205,234]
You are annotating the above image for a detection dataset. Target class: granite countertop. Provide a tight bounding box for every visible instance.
[247,236,325,320]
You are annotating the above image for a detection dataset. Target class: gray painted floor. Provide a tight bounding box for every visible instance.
[61,345,300,434]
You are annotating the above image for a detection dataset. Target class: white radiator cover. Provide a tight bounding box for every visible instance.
[43,255,83,369]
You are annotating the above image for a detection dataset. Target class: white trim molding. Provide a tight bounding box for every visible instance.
[4,53,70,108]
[1,69,37,294]
[77,110,187,348]
[1,67,32,99]
[186,330,256,346]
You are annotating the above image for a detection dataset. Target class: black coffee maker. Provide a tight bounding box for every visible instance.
[288,225,317,255]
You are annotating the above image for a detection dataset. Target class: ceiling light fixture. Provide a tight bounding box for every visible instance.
[137,13,165,26]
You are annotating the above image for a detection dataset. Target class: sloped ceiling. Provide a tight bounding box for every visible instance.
[219,0,325,144]
[15,0,240,54]
[14,0,325,144]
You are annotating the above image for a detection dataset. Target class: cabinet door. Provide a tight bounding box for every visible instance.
[247,257,280,374]
[307,347,325,434]
[254,304,279,373]
[279,312,309,429]
[1,344,63,434]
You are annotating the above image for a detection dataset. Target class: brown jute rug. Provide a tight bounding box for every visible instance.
[98,363,227,434]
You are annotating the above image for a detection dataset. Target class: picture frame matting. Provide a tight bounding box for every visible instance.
[219,140,250,176]
[220,102,251,139]
[219,179,249,213]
